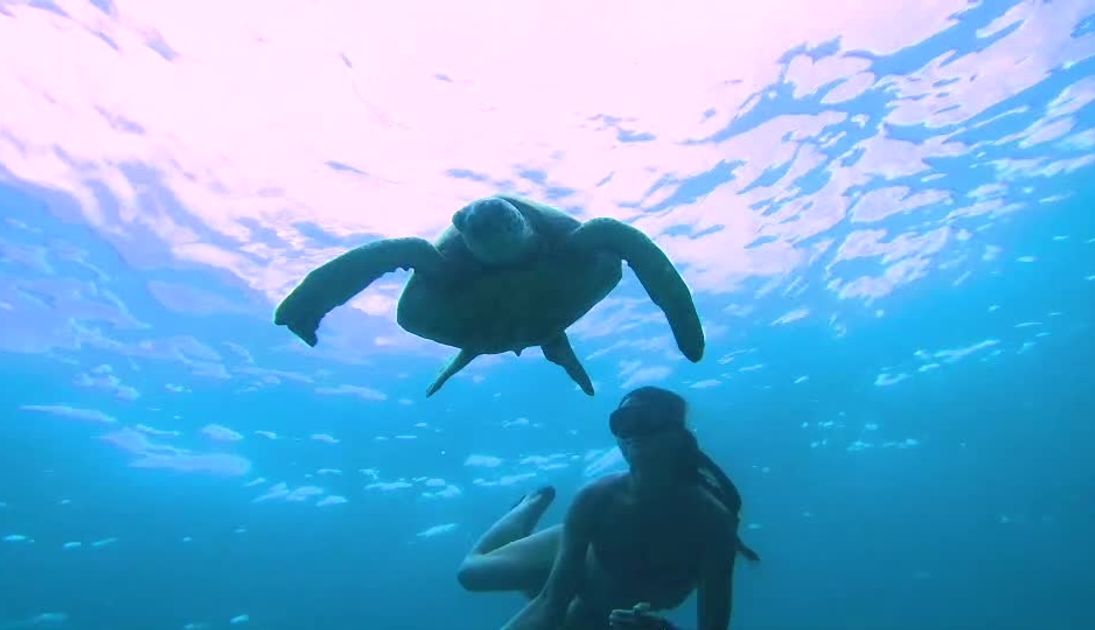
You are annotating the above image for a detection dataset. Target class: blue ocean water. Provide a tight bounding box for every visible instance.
[2,2,1094,629]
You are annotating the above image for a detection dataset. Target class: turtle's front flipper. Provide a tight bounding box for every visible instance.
[426,349,477,397]
[275,237,446,346]
[568,218,704,362]
[541,333,594,395]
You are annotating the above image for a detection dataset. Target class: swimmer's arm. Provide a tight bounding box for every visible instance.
[696,515,737,629]
[501,483,600,630]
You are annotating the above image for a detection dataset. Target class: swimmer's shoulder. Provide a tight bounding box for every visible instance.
[567,473,628,529]
[579,471,629,497]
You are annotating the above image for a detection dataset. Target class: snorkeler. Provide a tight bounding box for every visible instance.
[456,386,759,629]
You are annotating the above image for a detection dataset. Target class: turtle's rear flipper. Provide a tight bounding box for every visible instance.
[568,218,704,362]
[541,333,594,395]
[426,349,478,397]
[275,237,446,346]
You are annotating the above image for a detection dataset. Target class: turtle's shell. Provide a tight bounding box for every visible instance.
[395,205,623,354]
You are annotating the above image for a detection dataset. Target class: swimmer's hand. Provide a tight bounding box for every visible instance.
[609,602,679,629]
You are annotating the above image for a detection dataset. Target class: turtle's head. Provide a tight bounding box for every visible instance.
[452,197,538,265]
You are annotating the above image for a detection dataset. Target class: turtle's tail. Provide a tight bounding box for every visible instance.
[736,538,760,563]
[426,349,478,396]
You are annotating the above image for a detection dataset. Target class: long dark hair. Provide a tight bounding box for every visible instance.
[617,386,761,563]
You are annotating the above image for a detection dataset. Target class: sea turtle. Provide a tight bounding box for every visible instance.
[274,194,704,396]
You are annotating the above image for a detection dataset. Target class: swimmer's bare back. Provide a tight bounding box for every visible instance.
[502,473,737,630]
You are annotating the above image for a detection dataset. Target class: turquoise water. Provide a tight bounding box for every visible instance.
[2,1,1094,629]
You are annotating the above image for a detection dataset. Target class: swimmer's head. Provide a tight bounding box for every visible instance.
[610,386,698,478]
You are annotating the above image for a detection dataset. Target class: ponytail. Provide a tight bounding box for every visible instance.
[696,447,760,563]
